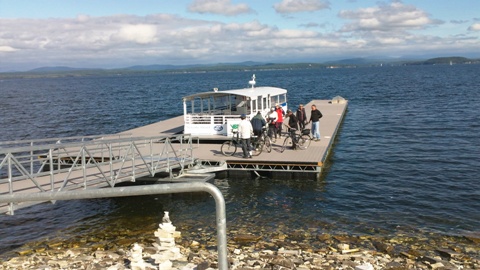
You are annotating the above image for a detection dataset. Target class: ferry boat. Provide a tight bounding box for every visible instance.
[182,74,287,136]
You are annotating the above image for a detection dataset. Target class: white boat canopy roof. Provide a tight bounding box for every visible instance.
[182,86,287,101]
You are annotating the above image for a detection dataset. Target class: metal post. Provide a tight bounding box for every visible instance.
[0,182,228,270]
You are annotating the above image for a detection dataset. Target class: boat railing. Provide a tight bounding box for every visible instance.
[185,114,243,125]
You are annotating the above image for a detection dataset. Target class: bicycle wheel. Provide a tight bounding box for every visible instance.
[252,139,263,156]
[264,136,272,153]
[280,136,292,153]
[221,141,237,156]
[297,135,312,150]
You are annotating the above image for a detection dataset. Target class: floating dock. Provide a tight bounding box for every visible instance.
[120,98,348,180]
[0,98,346,214]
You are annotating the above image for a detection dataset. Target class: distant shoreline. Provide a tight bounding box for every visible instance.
[1,56,479,79]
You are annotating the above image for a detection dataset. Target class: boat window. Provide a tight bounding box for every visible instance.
[252,99,257,113]
[236,100,246,108]
[271,95,278,105]
[279,94,286,104]
[215,96,229,110]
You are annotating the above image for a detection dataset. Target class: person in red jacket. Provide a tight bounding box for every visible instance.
[275,104,285,138]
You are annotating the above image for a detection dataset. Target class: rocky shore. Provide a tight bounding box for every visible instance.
[1,216,479,270]
[1,237,479,269]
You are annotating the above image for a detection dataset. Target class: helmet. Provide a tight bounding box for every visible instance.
[240,114,246,119]
[270,107,275,111]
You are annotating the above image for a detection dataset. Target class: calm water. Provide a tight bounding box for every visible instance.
[1,65,479,257]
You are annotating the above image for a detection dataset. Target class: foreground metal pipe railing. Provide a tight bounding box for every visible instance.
[0,182,228,270]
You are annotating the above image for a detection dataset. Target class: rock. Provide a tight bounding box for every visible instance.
[429,262,444,269]
[372,241,394,255]
[277,248,300,255]
[233,234,261,243]
[270,255,295,269]
[464,235,480,244]
[341,248,360,254]
[355,262,374,270]
[436,248,462,259]
[317,233,331,241]
[337,243,349,251]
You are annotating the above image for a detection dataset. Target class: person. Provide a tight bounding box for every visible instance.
[275,104,285,138]
[265,107,278,140]
[238,114,253,158]
[308,104,323,141]
[284,109,299,149]
[250,111,266,137]
[296,104,307,130]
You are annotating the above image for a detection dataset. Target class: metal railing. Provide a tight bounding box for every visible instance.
[184,114,242,125]
[0,134,197,214]
[0,182,228,270]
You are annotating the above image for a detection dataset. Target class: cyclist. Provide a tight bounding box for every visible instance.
[265,107,278,140]
[250,111,266,137]
[238,114,254,158]
[284,109,299,149]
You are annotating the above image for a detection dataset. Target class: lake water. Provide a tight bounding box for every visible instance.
[1,65,479,258]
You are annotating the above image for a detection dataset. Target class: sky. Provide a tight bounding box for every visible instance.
[1,0,479,71]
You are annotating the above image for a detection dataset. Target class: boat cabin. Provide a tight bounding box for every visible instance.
[182,75,287,136]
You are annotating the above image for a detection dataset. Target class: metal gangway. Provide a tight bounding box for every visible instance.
[0,133,200,215]
[0,134,229,269]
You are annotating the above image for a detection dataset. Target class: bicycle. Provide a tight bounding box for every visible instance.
[221,130,265,156]
[280,128,312,153]
[257,126,272,153]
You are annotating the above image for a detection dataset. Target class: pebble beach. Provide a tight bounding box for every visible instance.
[2,222,479,269]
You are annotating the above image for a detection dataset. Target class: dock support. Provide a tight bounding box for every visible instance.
[0,182,229,270]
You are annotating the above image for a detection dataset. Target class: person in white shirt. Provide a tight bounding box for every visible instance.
[238,114,254,158]
[265,107,278,140]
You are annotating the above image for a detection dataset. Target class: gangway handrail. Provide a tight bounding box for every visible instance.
[0,133,133,147]
[1,134,198,214]
[0,182,229,270]
[0,135,184,154]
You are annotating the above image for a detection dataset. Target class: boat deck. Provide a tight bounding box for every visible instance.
[120,99,348,178]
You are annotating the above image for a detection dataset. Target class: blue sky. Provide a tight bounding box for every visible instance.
[1,0,479,71]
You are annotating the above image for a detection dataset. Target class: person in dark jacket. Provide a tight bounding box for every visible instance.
[284,109,299,149]
[308,104,323,141]
[250,111,266,137]
[296,104,307,130]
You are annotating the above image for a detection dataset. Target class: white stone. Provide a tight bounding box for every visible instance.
[355,262,374,270]
[159,259,173,270]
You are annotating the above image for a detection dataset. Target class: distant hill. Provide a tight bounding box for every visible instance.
[29,66,101,72]
[325,58,374,65]
[408,56,473,65]
[123,61,272,71]
[124,64,203,71]
[0,56,475,79]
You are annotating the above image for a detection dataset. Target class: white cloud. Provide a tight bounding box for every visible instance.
[0,3,479,72]
[468,23,480,31]
[114,24,157,44]
[274,0,330,14]
[0,46,18,52]
[188,0,254,16]
[339,1,442,32]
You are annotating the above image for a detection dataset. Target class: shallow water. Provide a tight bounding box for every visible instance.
[1,65,479,258]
